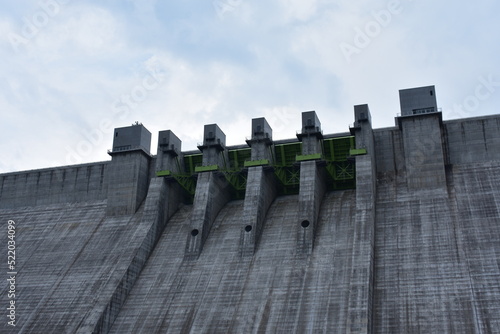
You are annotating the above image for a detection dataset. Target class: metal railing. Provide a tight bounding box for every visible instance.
[107,145,152,157]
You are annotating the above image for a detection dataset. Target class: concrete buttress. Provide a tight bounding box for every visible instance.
[296,160,327,254]
[296,111,326,254]
[185,172,232,259]
[346,104,377,333]
[240,166,278,256]
[398,112,447,191]
[240,117,277,256]
[106,124,152,217]
[106,151,151,216]
[88,177,183,333]
[185,124,231,259]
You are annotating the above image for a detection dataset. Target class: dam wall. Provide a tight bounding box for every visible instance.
[1,86,500,333]
[0,162,108,209]
[444,115,500,164]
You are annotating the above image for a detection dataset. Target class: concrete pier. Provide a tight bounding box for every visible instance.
[198,124,228,169]
[296,111,327,254]
[296,160,327,254]
[185,124,232,259]
[156,130,183,174]
[298,111,323,155]
[86,128,186,332]
[240,118,277,256]
[82,177,183,333]
[347,104,377,333]
[399,112,446,191]
[240,167,277,256]
[185,172,232,259]
[106,124,152,216]
[398,86,447,191]
[247,117,274,162]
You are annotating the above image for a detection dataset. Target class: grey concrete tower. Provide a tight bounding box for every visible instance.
[186,124,232,260]
[156,130,182,174]
[198,124,228,168]
[246,117,273,162]
[106,123,152,216]
[296,111,327,254]
[240,117,278,256]
[397,86,446,191]
[399,85,437,116]
[347,104,377,333]
[96,127,184,331]
[153,129,185,223]
[111,122,151,153]
[297,110,323,154]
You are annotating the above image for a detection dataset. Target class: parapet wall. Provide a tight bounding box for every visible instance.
[374,115,500,177]
[445,115,500,164]
[0,162,108,209]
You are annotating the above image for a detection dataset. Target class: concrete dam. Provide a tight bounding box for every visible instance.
[1,86,500,333]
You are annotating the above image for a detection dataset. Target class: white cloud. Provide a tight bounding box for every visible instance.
[1,0,500,173]
[34,5,124,59]
[278,0,318,22]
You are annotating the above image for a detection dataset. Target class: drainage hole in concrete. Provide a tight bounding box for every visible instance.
[245,225,252,232]
[191,229,199,237]
[301,220,310,228]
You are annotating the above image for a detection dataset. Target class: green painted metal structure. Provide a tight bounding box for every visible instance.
[224,148,251,199]
[274,142,302,195]
[157,135,358,201]
[155,170,171,177]
[194,165,219,173]
[350,148,367,156]
[323,136,356,190]
[296,153,322,162]
[243,159,270,167]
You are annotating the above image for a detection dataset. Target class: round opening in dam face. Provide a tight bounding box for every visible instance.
[191,229,199,237]
[244,225,252,232]
[301,220,310,228]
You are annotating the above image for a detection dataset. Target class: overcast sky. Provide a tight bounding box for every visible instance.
[1,0,499,173]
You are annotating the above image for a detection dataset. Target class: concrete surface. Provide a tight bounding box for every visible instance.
[240,166,278,256]
[1,111,500,333]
